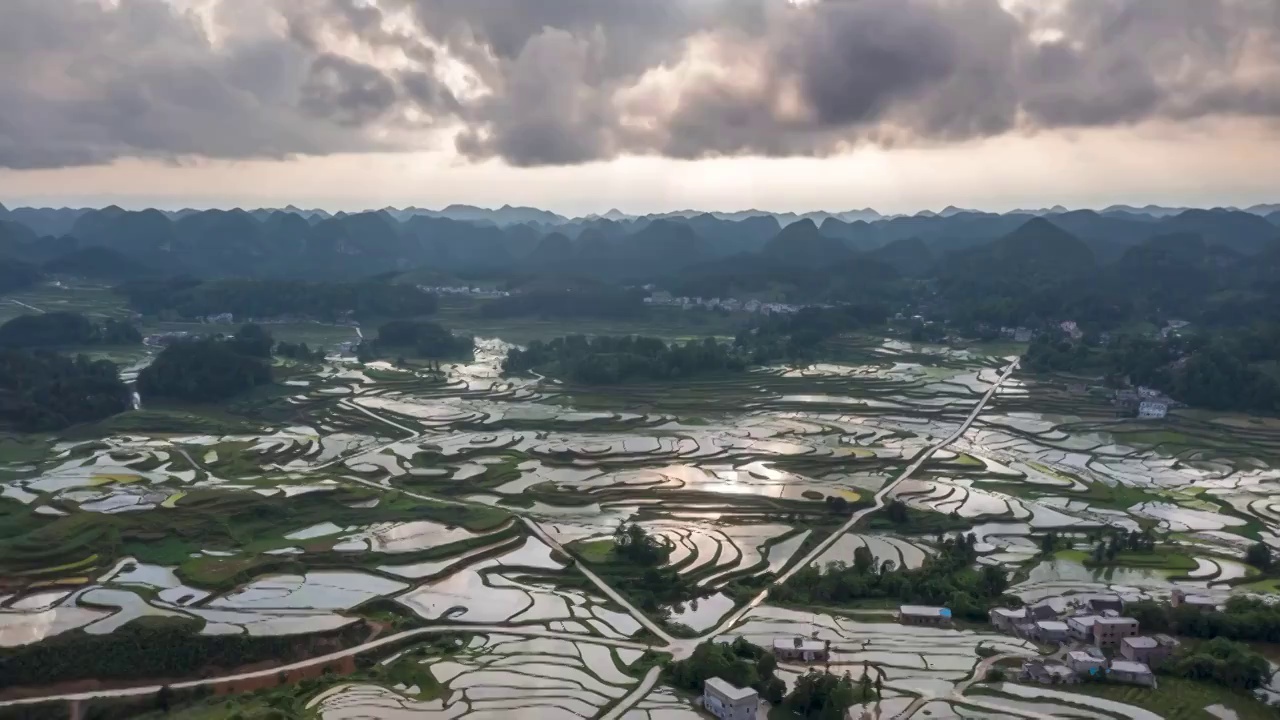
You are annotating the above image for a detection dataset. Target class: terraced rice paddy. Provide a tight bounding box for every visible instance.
[2,334,1280,717]
[310,633,652,720]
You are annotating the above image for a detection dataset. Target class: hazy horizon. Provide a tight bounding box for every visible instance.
[3,193,1277,219]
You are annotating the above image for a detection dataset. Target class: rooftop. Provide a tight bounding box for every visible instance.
[1067,651,1103,662]
[1124,636,1158,649]
[1024,662,1076,678]
[901,605,951,617]
[1110,661,1152,675]
[1069,615,1101,627]
[1035,621,1068,631]
[774,637,825,652]
[705,677,758,701]
[992,607,1025,618]
[1096,616,1137,626]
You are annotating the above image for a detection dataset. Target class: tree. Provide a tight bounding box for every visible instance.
[156,684,172,712]
[853,546,875,575]
[757,653,778,677]
[227,323,273,358]
[764,676,786,704]
[979,565,1009,597]
[1245,542,1272,571]
[1091,542,1106,564]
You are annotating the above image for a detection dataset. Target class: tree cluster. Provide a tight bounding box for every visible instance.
[1125,596,1280,644]
[0,350,131,432]
[138,325,273,403]
[1083,529,1157,563]
[784,668,875,720]
[613,523,671,566]
[225,322,273,358]
[0,312,141,348]
[665,638,787,706]
[1024,324,1280,414]
[371,320,475,360]
[735,304,889,364]
[1166,637,1271,690]
[773,533,1009,622]
[591,524,694,613]
[275,340,326,362]
[116,278,438,322]
[504,334,749,384]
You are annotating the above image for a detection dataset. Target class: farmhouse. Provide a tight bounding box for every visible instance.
[898,606,952,627]
[989,607,1026,632]
[1121,635,1179,667]
[773,636,828,663]
[1109,660,1156,687]
[1093,617,1139,648]
[703,677,759,720]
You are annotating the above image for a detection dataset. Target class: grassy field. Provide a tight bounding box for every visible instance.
[572,538,616,564]
[0,283,134,323]
[144,319,362,348]
[1238,577,1280,593]
[1063,677,1277,720]
[435,298,746,344]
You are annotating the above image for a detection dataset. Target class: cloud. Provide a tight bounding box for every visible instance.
[0,0,386,169]
[409,0,1280,164]
[300,53,400,126]
[0,0,1278,170]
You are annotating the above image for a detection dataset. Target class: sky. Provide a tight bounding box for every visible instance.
[1,0,1279,216]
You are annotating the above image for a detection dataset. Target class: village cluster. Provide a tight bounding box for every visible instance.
[697,591,1223,719]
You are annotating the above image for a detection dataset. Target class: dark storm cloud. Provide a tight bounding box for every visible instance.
[300,53,400,126]
[0,0,1278,169]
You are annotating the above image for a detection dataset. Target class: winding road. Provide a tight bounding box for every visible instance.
[3,358,1021,718]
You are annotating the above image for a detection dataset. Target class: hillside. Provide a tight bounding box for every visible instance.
[762,220,851,267]
[44,246,155,281]
[869,237,933,277]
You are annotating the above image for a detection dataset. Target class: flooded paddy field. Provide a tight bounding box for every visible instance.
[3,333,1280,717]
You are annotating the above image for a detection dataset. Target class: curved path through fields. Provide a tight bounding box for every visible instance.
[697,358,1020,644]
[3,358,1020,718]
[0,624,653,709]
